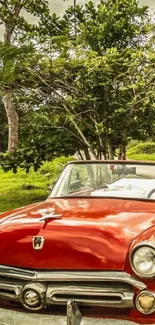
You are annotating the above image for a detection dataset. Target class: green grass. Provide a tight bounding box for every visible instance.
[0,156,74,213]
[127,153,155,161]
[127,141,155,161]
[0,168,49,213]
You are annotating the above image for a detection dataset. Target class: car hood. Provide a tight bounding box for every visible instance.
[0,198,154,270]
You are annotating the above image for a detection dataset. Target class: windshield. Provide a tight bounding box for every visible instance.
[50,162,155,200]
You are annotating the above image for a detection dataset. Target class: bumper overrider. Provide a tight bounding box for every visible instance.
[0,265,154,324]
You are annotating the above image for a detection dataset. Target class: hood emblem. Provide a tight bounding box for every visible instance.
[32,236,45,250]
[39,208,62,222]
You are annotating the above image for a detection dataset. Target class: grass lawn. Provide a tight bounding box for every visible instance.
[0,156,73,213]
[127,153,155,161]
[126,141,155,161]
[0,168,49,213]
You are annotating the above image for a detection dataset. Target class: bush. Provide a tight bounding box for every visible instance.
[127,142,155,156]
[127,153,155,161]
[127,140,139,150]
[40,156,74,177]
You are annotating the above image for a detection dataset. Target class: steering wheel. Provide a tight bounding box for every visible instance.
[147,188,155,198]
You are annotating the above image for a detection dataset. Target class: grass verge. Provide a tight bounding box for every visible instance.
[0,156,73,213]
[127,153,155,161]
[0,168,49,213]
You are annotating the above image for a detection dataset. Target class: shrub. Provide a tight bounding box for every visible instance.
[40,156,74,177]
[127,142,155,156]
[127,140,139,150]
[127,153,155,161]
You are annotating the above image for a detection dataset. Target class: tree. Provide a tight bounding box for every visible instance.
[59,0,155,158]
[67,0,152,53]
[0,0,154,171]
[0,0,50,152]
[18,0,154,160]
[49,46,154,159]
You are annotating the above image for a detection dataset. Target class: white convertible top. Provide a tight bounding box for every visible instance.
[91,178,155,198]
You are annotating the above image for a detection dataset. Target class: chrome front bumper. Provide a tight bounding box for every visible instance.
[0,266,146,311]
[0,266,149,324]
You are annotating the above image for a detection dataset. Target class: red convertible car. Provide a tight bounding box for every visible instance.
[0,160,154,325]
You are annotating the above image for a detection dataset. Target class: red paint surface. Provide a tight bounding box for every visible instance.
[0,197,154,270]
[0,197,155,324]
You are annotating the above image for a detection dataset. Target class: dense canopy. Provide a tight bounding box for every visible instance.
[0,0,154,172]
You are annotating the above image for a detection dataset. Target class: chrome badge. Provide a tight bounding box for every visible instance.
[39,207,62,222]
[32,236,45,250]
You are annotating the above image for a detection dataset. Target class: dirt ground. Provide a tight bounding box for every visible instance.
[0,308,139,325]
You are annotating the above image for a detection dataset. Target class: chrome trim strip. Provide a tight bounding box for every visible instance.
[36,271,146,290]
[46,285,134,308]
[0,282,22,300]
[0,266,146,290]
[0,281,134,309]
[0,265,37,280]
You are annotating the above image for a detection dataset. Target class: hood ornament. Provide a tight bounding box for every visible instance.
[32,236,44,250]
[39,208,62,222]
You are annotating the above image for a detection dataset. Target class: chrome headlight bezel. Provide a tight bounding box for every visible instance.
[130,241,155,278]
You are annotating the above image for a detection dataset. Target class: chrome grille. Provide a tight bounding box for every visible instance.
[0,265,146,311]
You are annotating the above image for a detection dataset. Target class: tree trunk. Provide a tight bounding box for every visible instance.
[77,150,84,160]
[108,144,115,160]
[103,153,107,160]
[122,144,126,160]
[3,92,18,152]
[83,146,91,160]
[118,145,123,160]
[118,143,126,160]
[3,11,21,153]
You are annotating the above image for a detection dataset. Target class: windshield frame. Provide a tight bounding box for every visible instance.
[49,160,155,202]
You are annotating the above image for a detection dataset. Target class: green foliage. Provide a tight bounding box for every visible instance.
[0,0,49,28]
[0,0,69,91]
[0,0,155,167]
[65,0,152,53]
[54,0,155,159]
[127,142,155,155]
[0,150,42,173]
[127,153,155,161]
[127,140,139,150]
[0,0,73,161]
[0,147,74,174]
[40,156,74,176]
[58,45,155,158]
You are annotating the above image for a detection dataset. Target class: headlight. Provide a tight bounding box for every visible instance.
[130,242,155,278]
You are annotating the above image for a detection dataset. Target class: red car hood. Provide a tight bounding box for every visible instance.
[0,198,154,270]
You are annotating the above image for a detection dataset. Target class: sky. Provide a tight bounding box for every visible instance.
[50,0,155,15]
[21,0,155,29]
